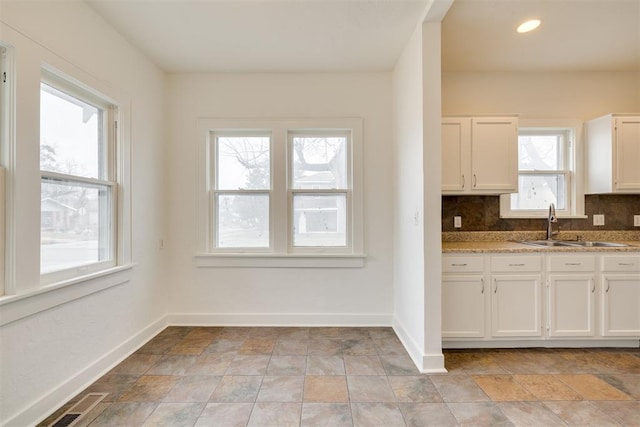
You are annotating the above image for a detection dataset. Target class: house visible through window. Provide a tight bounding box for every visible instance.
[202,118,363,262]
[501,125,584,218]
[40,75,117,280]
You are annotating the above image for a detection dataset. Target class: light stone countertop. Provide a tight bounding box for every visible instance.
[442,231,640,254]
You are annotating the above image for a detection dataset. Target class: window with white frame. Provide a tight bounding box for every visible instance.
[40,73,117,280]
[0,45,9,295]
[501,124,584,218]
[200,118,363,265]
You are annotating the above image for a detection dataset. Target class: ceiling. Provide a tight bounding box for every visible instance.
[85,0,431,73]
[442,0,640,72]
[85,0,640,74]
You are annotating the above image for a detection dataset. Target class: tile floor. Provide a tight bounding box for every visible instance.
[40,327,640,426]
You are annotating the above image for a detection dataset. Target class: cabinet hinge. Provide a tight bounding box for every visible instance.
[2,72,6,84]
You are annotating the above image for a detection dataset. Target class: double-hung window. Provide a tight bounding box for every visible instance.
[200,118,363,266]
[213,132,271,249]
[290,132,349,248]
[501,122,584,218]
[40,74,117,281]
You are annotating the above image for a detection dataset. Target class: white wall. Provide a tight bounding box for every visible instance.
[0,2,168,425]
[421,21,444,372]
[391,25,426,367]
[165,73,394,325]
[443,71,640,119]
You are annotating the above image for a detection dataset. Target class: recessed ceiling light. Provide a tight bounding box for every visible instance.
[517,19,541,33]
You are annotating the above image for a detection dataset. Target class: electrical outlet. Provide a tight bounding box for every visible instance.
[593,214,605,226]
[454,216,462,228]
[634,215,640,227]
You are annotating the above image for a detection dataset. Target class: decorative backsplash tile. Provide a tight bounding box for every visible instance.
[442,194,640,232]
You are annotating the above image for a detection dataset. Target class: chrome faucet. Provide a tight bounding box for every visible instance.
[547,203,558,240]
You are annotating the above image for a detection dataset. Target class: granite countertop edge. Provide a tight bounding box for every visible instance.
[442,230,640,254]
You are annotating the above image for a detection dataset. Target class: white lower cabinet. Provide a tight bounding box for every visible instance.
[490,255,543,337]
[442,252,640,345]
[547,255,596,337]
[442,255,486,338]
[601,255,640,336]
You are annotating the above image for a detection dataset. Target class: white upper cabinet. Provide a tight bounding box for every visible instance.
[442,116,518,194]
[586,114,640,194]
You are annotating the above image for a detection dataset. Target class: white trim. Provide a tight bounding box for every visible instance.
[166,312,392,326]
[0,264,134,326]
[443,339,640,349]
[392,316,447,373]
[5,315,168,427]
[195,253,365,268]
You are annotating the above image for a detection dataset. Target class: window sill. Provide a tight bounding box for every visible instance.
[0,264,134,326]
[195,253,366,268]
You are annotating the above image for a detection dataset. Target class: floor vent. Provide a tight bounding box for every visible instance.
[48,393,108,427]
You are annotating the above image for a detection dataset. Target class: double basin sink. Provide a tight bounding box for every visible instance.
[514,240,632,248]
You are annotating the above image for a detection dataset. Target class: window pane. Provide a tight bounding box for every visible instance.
[292,136,347,189]
[293,194,346,247]
[518,134,561,170]
[510,174,566,210]
[41,179,112,273]
[40,83,103,179]
[217,194,269,248]
[217,136,270,190]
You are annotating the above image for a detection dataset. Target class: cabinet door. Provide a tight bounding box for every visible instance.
[491,274,542,337]
[470,117,518,192]
[614,117,640,191]
[442,118,470,192]
[442,275,485,338]
[602,274,640,336]
[548,274,595,337]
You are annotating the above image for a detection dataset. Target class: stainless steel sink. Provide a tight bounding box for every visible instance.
[566,241,630,247]
[515,240,578,247]
[514,240,631,248]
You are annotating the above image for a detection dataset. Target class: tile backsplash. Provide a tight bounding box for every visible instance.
[442,194,640,232]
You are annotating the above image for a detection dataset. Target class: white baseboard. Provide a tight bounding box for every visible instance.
[166,312,393,327]
[443,339,640,349]
[6,316,168,427]
[392,318,447,374]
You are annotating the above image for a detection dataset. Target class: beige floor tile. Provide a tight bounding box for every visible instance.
[513,374,582,401]
[473,375,537,401]
[303,376,348,402]
[209,376,263,403]
[557,374,633,400]
[267,355,307,375]
[239,338,276,355]
[162,375,221,402]
[430,375,490,403]
[306,355,345,375]
[498,401,566,426]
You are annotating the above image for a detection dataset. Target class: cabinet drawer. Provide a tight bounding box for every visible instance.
[602,256,640,272]
[549,255,596,272]
[442,256,484,273]
[491,256,542,272]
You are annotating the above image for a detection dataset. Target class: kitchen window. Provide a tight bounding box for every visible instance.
[500,121,585,218]
[198,118,364,267]
[40,73,118,283]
